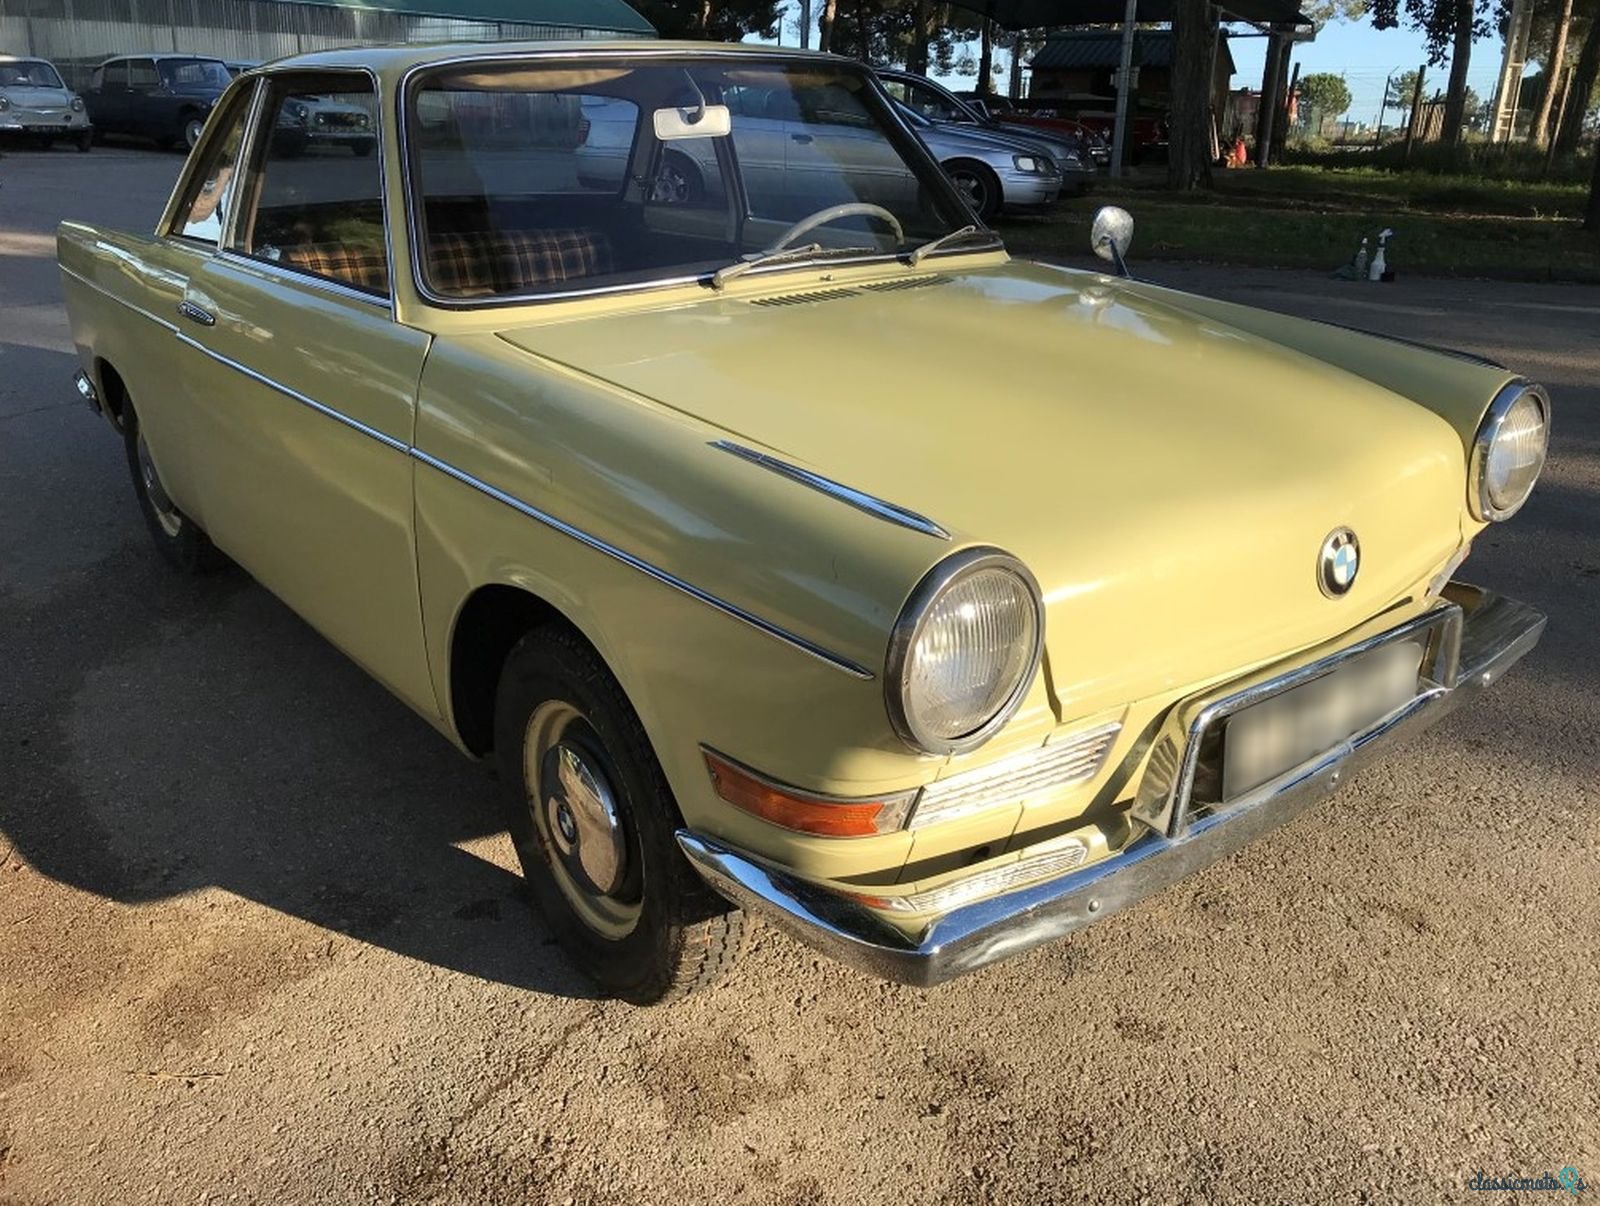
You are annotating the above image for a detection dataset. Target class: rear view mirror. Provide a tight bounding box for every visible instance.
[654,103,730,141]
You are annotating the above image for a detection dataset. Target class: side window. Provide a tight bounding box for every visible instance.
[906,81,963,122]
[170,87,253,245]
[105,60,127,89]
[127,59,159,92]
[89,66,104,91]
[234,74,387,297]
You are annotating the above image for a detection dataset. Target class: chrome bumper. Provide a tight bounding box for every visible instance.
[677,583,1545,987]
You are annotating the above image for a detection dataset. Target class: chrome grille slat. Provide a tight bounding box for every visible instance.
[910,722,1121,829]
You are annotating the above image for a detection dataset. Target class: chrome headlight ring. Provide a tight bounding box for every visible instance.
[885,546,1045,757]
[1469,380,1550,522]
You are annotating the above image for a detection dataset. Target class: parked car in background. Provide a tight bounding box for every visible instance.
[82,54,230,149]
[60,42,1550,1005]
[0,53,93,150]
[272,90,376,156]
[968,92,1162,165]
[878,67,1107,170]
[576,83,1070,221]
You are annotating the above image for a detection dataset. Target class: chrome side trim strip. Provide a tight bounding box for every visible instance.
[172,331,410,453]
[409,448,875,680]
[59,265,178,333]
[711,441,950,540]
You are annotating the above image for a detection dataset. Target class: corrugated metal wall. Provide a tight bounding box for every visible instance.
[0,0,631,86]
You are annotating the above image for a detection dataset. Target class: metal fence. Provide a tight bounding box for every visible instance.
[0,0,639,87]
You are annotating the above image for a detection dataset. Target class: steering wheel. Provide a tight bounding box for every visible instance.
[766,202,905,252]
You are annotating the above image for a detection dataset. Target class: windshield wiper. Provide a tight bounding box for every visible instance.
[906,225,998,267]
[711,243,877,290]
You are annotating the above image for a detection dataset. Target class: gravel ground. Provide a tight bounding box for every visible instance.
[2,147,1597,1205]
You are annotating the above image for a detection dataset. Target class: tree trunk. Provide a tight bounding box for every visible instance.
[1586,135,1600,230]
[696,0,713,33]
[1441,0,1474,143]
[819,0,837,51]
[1169,0,1217,189]
[1254,29,1284,165]
[978,17,994,95]
[1009,30,1025,99]
[1533,0,1574,144]
[1555,11,1600,155]
[908,0,930,73]
[858,0,870,60]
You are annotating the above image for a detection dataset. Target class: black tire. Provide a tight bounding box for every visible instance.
[494,624,744,1004]
[649,150,705,206]
[181,112,205,150]
[946,159,1001,222]
[121,396,225,573]
[76,130,93,153]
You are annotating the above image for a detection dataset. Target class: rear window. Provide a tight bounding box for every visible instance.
[160,58,229,89]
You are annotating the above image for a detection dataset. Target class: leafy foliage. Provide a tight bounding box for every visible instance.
[1298,72,1354,120]
[631,0,781,41]
[1369,0,1490,65]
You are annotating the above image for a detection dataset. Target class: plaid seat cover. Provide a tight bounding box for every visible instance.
[426,228,614,297]
[277,242,390,294]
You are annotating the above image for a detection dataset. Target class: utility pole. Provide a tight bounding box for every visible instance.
[1403,64,1426,163]
[1110,0,1139,179]
[800,0,812,48]
[1373,68,1393,149]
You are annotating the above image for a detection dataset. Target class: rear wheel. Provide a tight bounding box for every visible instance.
[493,625,744,1004]
[946,159,1001,222]
[182,114,205,150]
[649,151,705,206]
[121,396,225,573]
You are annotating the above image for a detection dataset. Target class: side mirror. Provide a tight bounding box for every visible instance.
[1090,205,1133,277]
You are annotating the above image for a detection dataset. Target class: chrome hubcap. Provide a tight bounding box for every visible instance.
[651,164,688,205]
[524,700,640,938]
[542,740,626,896]
[136,433,183,538]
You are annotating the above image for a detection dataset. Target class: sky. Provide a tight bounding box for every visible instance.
[757,4,1511,125]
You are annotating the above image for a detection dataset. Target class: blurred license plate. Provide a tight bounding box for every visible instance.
[1222,639,1424,799]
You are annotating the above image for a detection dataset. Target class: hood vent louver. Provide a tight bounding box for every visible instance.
[750,286,864,307]
[746,275,952,307]
[863,274,951,293]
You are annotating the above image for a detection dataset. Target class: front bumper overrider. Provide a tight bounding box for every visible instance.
[677,582,1545,987]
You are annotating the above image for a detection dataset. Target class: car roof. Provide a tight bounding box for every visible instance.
[97,52,228,63]
[0,53,56,63]
[247,40,848,80]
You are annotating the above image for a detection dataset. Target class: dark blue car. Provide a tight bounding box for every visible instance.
[82,54,230,150]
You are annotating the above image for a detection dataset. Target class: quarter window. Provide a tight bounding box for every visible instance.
[170,87,252,245]
[233,73,387,297]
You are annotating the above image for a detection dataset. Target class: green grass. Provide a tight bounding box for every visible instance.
[999,165,1600,282]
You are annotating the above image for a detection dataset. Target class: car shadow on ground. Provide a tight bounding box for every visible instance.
[0,351,601,1002]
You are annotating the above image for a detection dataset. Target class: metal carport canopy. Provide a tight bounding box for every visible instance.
[942,0,1310,179]
[308,0,656,34]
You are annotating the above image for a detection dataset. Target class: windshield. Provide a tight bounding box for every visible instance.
[406,56,988,302]
[159,58,230,89]
[0,59,64,89]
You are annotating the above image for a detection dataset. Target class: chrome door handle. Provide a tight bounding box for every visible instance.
[176,300,216,327]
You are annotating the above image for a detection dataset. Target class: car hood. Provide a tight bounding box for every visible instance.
[496,259,1473,716]
[924,121,1057,159]
[2,84,73,107]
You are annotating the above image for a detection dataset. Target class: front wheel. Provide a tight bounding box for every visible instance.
[122,398,225,573]
[946,160,1002,222]
[494,625,744,1004]
[76,130,93,152]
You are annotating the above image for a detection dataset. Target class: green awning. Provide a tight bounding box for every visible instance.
[295,0,656,35]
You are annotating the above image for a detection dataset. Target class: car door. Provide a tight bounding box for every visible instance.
[86,59,127,132]
[169,70,437,716]
[123,58,165,140]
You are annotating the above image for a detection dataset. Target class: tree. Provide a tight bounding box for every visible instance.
[1555,6,1599,154]
[1299,71,1354,124]
[1533,0,1575,142]
[1370,0,1490,142]
[632,0,780,39]
[1587,137,1600,229]
[1167,0,1219,189]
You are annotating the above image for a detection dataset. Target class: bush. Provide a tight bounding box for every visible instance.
[1281,136,1594,184]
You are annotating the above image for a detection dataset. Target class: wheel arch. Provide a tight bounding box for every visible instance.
[942,156,1002,218]
[94,357,129,430]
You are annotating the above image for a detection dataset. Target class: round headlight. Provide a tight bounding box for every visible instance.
[72,95,85,112]
[886,548,1044,755]
[1470,382,1549,521]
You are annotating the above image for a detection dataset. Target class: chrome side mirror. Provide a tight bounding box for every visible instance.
[1090,205,1133,277]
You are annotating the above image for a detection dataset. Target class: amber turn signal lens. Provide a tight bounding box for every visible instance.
[702,749,915,838]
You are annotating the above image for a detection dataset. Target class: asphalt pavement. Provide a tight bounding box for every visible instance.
[2,144,1597,1204]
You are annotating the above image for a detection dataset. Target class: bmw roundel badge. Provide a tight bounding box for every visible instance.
[1318,527,1361,598]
